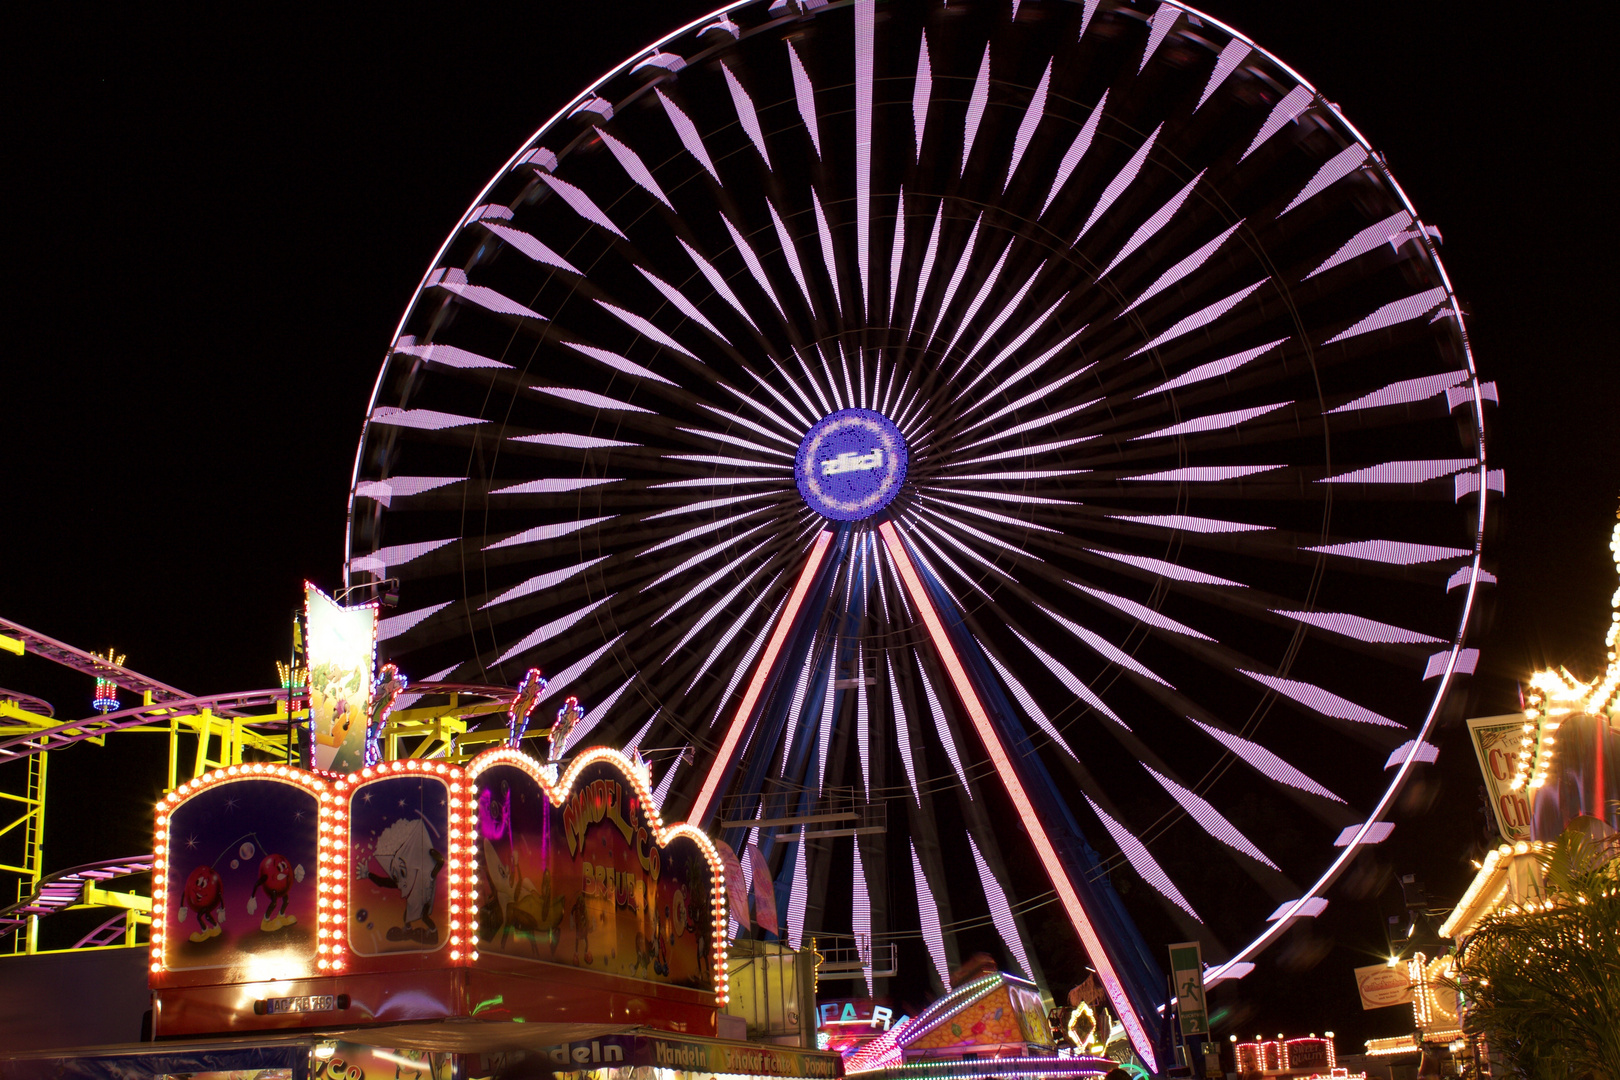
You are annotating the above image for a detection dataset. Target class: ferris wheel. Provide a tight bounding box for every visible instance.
[344,0,1495,1066]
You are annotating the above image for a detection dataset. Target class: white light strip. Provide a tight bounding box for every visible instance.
[778,633,819,775]
[855,0,875,317]
[981,646,1077,759]
[721,213,788,319]
[697,401,800,447]
[484,515,616,550]
[1040,89,1107,217]
[888,654,921,803]
[1281,143,1370,216]
[961,44,992,176]
[1039,604,1173,687]
[481,557,610,611]
[1135,337,1287,398]
[537,172,625,239]
[1076,123,1162,240]
[1004,60,1052,190]
[957,318,1084,405]
[532,385,653,414]
[916,658,972,795]
[722,63,772,169]
[1240,670,1401,728]
[595,127,673,209]
[564,341,677,385]
[908,202,946,336]
[1190,718,1343,801]
[1139,3,1179,71]
[968,833,1035,976]
[1127,278,1271,357]
[1097,170,1205,280]
[1196,39,1251,111]
[787,41,821,158]
[910,841,951,987]
[644,523,770,597]
[1240,85,1314,162]
[1008,626,1127,729]
[816,646,839,793]
[888,186,906,323]
[1074,583,1212,641]
[1120,219,1246,315]
[956,436,1094,467]
[479,221,582,275]
[679,238,760,332]
[496,596,614,665]
[596,300,700,361]
[927,214,985,342]
[768,199,818,316]
[944,241,1015,356]
[656,88,721,184]
[687,588,785,694]
[636,266,730,344]
[1088,548,1247,588]
[812,187,845,319]
[912,31,932,160]
[1084,795,1201,921]
[1144,763,1278,869]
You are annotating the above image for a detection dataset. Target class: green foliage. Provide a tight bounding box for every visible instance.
[1446,823,1620,1079]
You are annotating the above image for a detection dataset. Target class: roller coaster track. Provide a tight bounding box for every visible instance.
[0,856,153,943]
[0,682,513,760]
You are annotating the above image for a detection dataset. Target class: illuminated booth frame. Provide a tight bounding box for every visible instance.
[150,746,729,1038]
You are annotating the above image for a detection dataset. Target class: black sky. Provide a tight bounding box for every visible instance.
[5,0,1617,1050]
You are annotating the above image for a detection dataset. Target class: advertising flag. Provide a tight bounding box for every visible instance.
[749,844,779,935]
[715,839,750,933]
[303,583,377,773]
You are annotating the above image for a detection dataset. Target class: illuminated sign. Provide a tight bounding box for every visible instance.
[795,409,908,521]
[1353,962,1414,1010]
[1167,941,1207,1036]
[304,583,377,773]
[1466,714,1535,842]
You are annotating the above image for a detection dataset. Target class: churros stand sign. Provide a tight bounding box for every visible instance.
[1467,713,1535,842]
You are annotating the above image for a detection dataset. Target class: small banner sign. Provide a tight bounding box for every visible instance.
[1167,941,1208,1036]
[749,844,779,935]
[1467,713,1535,841]
[1354,962,1415,1010]
[715,839,750,932]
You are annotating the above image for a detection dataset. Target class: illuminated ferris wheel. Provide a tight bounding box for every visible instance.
[344,0,1495,1065]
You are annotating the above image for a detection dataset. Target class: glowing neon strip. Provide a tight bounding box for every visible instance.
[787,41,821,158]
[877,521,1156,1071]
[855,0,874,315]
[1004,60,1051,190]
[960,45,992,176]
[690,530,834,825]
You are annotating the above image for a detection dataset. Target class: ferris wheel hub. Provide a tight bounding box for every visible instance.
[794,408,909,522]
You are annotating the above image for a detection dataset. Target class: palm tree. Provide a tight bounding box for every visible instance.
[1446,820,1620,1078]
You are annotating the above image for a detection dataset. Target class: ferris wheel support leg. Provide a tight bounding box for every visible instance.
[689,530,837,828]
[878,521,1164,1074]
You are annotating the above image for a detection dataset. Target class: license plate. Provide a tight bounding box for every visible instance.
[261,994,337,1015]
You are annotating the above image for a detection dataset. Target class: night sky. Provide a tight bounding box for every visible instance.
[6,1,1616,1051]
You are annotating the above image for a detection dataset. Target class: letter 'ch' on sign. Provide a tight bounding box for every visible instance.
[1167,942,1208,1036]
[748,844,778,935]
[715,839,750,933]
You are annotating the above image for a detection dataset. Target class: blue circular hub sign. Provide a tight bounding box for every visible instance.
[795,409,909,521]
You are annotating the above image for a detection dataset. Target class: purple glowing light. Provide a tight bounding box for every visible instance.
[1327,370,1467,414]
[1143,764,1278,869]
[1240,670,1401,728]
[1318,458,1474,484]
[1128,277,1271,358]
[1280,143,1369,216]
[1097,170,1205,280]
[1323,286,1449,346]
[1240,85,1314,162]
[1196,39,1252,111]
[480,556,610,610]
[537,172,626,239]
[1139,3,1178,72]
[1272,610,1443,645]
[483,516,616,551]
[564,342,677,385]
[1302,539,1472,565]
[1089,548,1247,588]
[1305,210,1413,279]
[1122,464,1283,482]
[1120,219,1245,315]
[1131,400,1291,441]
[968,834,1035,975]
[1190,718,1343,801]
[1004,60,1052,190]
[961,44,992,176]
[426,268,546,320]
[532,385,654,414]
[393,340,510,371]
[1075,584,1212,641]
[1084,795,1201,921]
[370,407,488,431]
[721,63,772,169]
[377,602,452,642]
[1136,337,1287,398]
[496,597,614,665]
[655,88,720,184]
[787,41,821,158]
[479,221,583,275]
[1076,123,1163,241]
[354,476,460,507]
[1107,514,1270,534]
[594,127,674,211]
[1040,90,1107,218]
